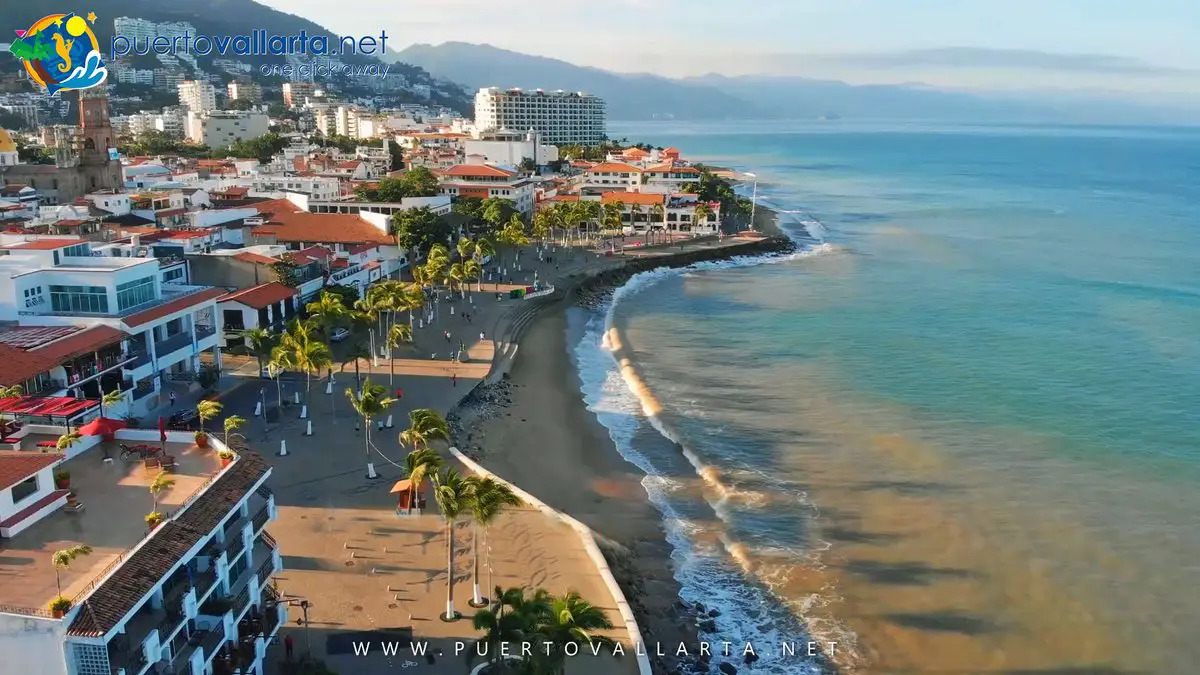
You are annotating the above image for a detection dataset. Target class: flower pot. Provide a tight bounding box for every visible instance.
[148,521,161,530]
[66,493,78,505]
[195,434,209,449]
[51,608,64,618]
[220,457,231,468]
[55,477,70,489]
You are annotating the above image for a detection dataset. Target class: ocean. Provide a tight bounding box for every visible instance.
[570,121,1200,674]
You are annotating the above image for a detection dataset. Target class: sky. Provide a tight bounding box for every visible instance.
[259,0,1200,97]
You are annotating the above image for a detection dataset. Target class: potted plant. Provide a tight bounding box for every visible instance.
[54,469,70,489]
[66,491,78,506]
[194,429,209,448]
[145,511,164,529]
[217,449,235,467]
[48,596,72,618]
[194,400,224,449]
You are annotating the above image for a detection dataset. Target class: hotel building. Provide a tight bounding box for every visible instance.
[474,87,606,146]
[177,81,217,114]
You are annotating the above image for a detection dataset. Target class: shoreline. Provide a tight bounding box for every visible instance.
[450,210,797,674]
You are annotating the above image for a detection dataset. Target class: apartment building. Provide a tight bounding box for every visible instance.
[185,111,269,147]
[474,87,606,146]
[579,162,644,191]
[226,81,263,104]
[280,82,317,108]
[251,175,341,201]
[0,444,283,675]
[598,191,722,236]
[0,237,224,418]
[435,161,537,216]
[177,81,217,114]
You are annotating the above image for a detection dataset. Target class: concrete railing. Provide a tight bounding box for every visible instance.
[448,446,653,675]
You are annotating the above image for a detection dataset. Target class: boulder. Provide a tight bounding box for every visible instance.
[719,664,738,675]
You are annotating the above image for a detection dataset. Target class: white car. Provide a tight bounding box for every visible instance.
[330,327,351,343]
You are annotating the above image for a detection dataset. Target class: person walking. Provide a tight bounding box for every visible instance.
[452,373,458,387]
[479,331,485,341]
[169,390,177,407]
[284,634,294,661]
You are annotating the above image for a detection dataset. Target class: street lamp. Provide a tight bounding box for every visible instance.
[744,172,758,232]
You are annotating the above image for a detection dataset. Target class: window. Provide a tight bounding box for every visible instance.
[11,475,38,503]
[50,284,109,313]
[62,243,88,257]
[163,267,184,283]
[116,276,155,311]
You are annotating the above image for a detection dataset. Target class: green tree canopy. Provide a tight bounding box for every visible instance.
[354,166,440,202]
[391,207,452,253]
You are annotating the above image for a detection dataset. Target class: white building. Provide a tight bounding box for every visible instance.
[464,131,558,168]
[251,175,341,202]
[435,159,537,216]
[185,111,270,147]
[177,81,217,114]
[474,87,606,146]
[226,81,263,104]
[580,162,644,191]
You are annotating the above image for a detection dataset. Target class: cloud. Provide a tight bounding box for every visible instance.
[815,47,1187,75]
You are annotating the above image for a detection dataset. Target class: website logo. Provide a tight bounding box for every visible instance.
[9,12,107,96]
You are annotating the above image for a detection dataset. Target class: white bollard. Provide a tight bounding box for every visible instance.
[305,420,313,436]
[293,391,300,405]
[299,404,308,419]
[450,306,455,316]
[366,461,378,479]
[418,319,424,329]
[377,419,384,431]
[385,414,393,429]
[325,380,332,395]
[278,439,288,456]
[254,401,262,417]
[469,295,474,305]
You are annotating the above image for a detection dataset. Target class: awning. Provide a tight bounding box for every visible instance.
[389,479,413,494]
[0,395,99,417]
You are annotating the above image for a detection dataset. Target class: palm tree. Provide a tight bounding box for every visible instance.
[474,237,496,265]
[432,467,472,620]
[468,585,543,671]
[196,400,223,436]
[305,291,348,341]
[223,415,246,448]
[385,323,412,386]
[465,477,523,607]
[55,429,81,452]
[240,327,277,375]
[693,202,714,234]
[649,202,665,246]
[462,259,483,293]
[535,591,616,673]
[148,470,175,514]
[0,384,21,426]
[398,408,450,451]
[346,382,396,479]
[603,201,624,237]
[51,544,93,597]
[456,236,476,263]
[275,319,332,409]
[629,203,644,240]
[403,447,443,515]
[98,388,125,419]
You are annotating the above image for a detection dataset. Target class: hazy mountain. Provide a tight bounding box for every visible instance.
[391,42,767,121]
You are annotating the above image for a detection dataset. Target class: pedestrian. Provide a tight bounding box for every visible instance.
[169,390,177,407]
[479,331,485,341]
[452,373,458,387]
[284,634,294,661]
[395,388,403,399]
[444,330,452,343]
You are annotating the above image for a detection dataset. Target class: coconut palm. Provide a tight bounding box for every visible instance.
[462,259,483,293]
[432,467,472,620]
[465,477,523,607]
[51,544,92,596]
[474,237,496,264]
[448,262,466,298]
[468,585,546,671]
[305,291,349,342]
[385,323,413,386]
[693,202,714,233]
[346,382,396,480]
[398,408,450,451]
[55,429,81,452]
[649,202,665,245]
[195,400,223,435]
[602,201,624,235]
[240,327,277,376]
[403,447,443,515]
[98,388,125,419]
[274,319,332,409]
[223,415,246,448]
[629,203,644,238]
[149,471,175,513]
[456,236,476,262]
[535,591,616,673]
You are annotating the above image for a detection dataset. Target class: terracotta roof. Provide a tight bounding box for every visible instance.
[219,282,297,309]
[586,163,642,174]
[0,451,63,490]
[232,252,278,265]
[548,195,579,202]
[163,230,212,240]
[123,287,226,328]
[67,453,269,638]
[252,212,393,246]
[2,238,85,251]
[646,163,700,174]
[0,325,126,387]
[336,160,362,170]
[155,208,187,218]
[52,219,90,229]
[621,147,649,158]
[437,164,516,179]
[217,186,249,197]
[254,198,305,218]
[346,243,378,255]
[601,192,664,206]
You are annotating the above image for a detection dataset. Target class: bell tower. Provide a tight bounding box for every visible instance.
[77,88,113,167]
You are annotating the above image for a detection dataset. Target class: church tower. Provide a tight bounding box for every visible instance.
[76,89,122,191]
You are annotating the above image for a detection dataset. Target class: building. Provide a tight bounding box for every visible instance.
[600,191,721,236]
[185,111,270,147]
[435,159,537,216]
[0,90,123,204]
[251,174,341,201]
[218,282,298,348]
[177,81,217,113]
[579,162,643,191]
[474,87,605,146]
[0,236,225,417]
[0,128,18,167]
[0,439,283,675]
[226,81,263,104]
[464,130,559,168]
[281,82,317,107]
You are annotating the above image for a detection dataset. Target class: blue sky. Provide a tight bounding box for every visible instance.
[261,0,1200,96]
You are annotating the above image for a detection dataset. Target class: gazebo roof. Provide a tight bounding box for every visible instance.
[0,395,99,418]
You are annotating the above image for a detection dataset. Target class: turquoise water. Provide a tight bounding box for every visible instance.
[581,122,1200,674]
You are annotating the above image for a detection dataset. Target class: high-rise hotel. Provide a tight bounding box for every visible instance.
[474,87,606,146]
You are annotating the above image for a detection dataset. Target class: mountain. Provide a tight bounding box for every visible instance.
[0,1,473,112]
[391,42,766,121]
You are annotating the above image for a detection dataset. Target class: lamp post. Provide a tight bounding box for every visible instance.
[744,172,758,232]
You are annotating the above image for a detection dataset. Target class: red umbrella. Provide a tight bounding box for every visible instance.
[158,416,167,443]
[78,417,127,437]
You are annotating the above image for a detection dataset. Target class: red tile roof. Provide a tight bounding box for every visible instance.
[601,192,664,206]
[345,243,378,255]
[0,325,126,387]
[437,164,516,179]
[0,451,62,490]
[621,147,649,158]
[232,252,278,265]
[219,282,297,309]
[123,288,226,328]
[2,238,85,251]
[252,212,393,246]
[586,163,642,174]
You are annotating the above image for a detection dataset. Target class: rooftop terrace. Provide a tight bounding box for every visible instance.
[0,439,221,614]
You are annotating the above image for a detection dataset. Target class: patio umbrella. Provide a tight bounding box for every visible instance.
[78,416,127,441]
[158,416,167,447]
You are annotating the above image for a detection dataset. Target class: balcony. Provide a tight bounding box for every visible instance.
[194,568,218,602]
[250,504,270,534]
[195,325,217,342]
[154,331,194,359]
[255,553,275,587]
[107,633,147,675]
[125,350,151,369]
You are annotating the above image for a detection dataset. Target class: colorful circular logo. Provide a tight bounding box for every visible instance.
[10,12,107,96]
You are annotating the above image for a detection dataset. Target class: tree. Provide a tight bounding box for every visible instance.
[448,262,466,298]
[385,323,413,386]
[55,430,81,452]
[453,197,483,221]
[223,132,289,164]
[432,468,472,620]
[649,202,666,245]
[602,201,624,233]
[481,198,509,234]
[99,388,125,419]
[346,382,396,480]
[518,156,536,173]
[693,202,714,232]
[240,327,278,375]
[149,471,175,514]
[398,165,440,197]
[398,409,450,451]
[196,400,223,436]
[318,284,359,310]
[51,545,93,597]
[536,591,616,672]
[305,291,349,342]
[496,215,529,268]
[456,236,476,262]
[404,447,443,515]
[227,98,255,111]
[223,415,246,448]
[532,209,553,245]
[465,477,522,607]
[392,206,451,254]
[274,319,332,411]
[462,259,483,293]
[197,364,221,393]
[468,586,613,674]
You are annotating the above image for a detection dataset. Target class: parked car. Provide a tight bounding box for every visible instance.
[330,327,351,343]
[167,409,199,430]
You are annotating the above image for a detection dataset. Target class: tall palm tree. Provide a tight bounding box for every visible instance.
[385,323,412,386]
[649,202,665,246]
[346,382,396,479]
[51,544,93,597]
[535,591,616,673]
[239,327,277,375]
[462,259,483,293]
[149,470,175,514]
[404,447,443,515]
[305,291,348,341]
[468,585,548,671]
[448,262,466,299]
[196,400,223,436]
[603,201,624,236]
[398,408,450,451]
[693,202,714,234]
[275,319,332,409]
[223,415,246,448]
[398,282,425,328]
[432,467,472,620]
[628,203,644,239]
[456,236,476,263]
[99,388,125,419]
[465,477,523,607]
[473,237,496,265]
